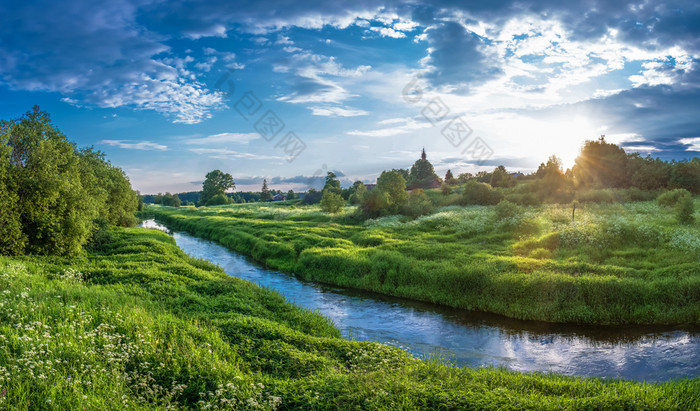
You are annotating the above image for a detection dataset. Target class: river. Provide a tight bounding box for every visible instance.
[141,219,699,382]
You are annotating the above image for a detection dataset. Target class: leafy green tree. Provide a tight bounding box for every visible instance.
[490,165,515,188]
[462,180,504,205]
[323,172,342,195]
[3,107,100,255]
[320,190,344,213]
[670,158,700,194]
[260,179,272,202]
[358,189,390,218]
[408,149,440,189]
[349,182,367,205]
[444,169,456,185]
[206,193,229,206]
[201,170,235,205]
[392,168,410,182]
[402,189,434,217]
[162,192,181,207]
[0,123,25,254]
[286,190,296,200]
[301,188,322,204]
[573,137,628,188]
[626,154,670,190]
[377,170,408,214]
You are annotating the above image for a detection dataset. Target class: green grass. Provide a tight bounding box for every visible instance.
[145,198,700,325]
[1,227,699,409]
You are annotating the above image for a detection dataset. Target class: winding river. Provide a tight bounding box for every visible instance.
[141,219,699,382]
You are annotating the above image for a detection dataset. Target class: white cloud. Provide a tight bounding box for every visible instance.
[347,117,432,137]
[370,26,406,39]
[189,148,283,160]
[185,133,260,145]
[309,106,369,117]
[99,140,168,151]
[679,137,700,151]
[184,24,227,39]
[275,35,294,45]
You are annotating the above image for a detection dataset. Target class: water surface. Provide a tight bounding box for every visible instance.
[141,219,700,382]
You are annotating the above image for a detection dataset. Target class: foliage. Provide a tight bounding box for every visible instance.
[149,199,700,326]
[286,189,296,200]
[2,228,696,409]
[574,136,628,188]
[200,170,235,205]
[408,150,440,189]
[401,189,434,218]
[301,188,322,204]
[490,165,515,187]
[627,154,671,190]
[320,190,344,214]
[461,180,504,205]
[348,181,367,205]
[160,192,181,207]
[0,107,137,256]
[670,158,700,194]
[658,189,692,207]
[323,172,342,195]
[376,170,408,214]
[206,193,230,206]
[676,193,695,224]
[260,179,272,202]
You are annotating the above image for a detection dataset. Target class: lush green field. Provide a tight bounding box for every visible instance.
[146,198,700,325]
[1,227,698,409]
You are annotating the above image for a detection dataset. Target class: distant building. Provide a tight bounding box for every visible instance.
[272,194,286,201]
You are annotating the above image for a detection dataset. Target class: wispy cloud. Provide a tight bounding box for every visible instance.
[347,117,432,137]
[185,133,260,145]
[309,106,369,117]
[99,140,168,151]
[189,148,283,160]
[679,137,700,152]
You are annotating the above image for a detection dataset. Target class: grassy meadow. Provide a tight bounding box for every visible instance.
[146,194,700,326]
[1,226,699,409]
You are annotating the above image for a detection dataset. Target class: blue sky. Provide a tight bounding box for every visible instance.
[1,0,699,193]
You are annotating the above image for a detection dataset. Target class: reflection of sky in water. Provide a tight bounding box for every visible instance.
[141,221,699,382]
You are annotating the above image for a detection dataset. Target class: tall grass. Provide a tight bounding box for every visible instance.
[146,199,700,325]
[1,227,698,409]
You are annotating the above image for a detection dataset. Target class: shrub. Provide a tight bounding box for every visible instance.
[401,189,435,218]
[657,189,692,207]
[494,200,521,220]
[461,181,503,205]
[676,194,695,224]
[206,193,230,206]
[320,190,344,214]
[577,189,615,203]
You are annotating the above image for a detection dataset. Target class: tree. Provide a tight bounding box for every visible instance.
[162,192,181,207]
[320,190,344,213]
[286,190,296,200]
[445,169,456,185]
[490,165,515,188]
[206,193,229,206]
[670,158,700,194]
[323,172,342,195]
[301,188,322,204]
[2,107,99,255]
[201,170,235,205]
[626,154,670,190]
[0,122,24,255]
[573,137,628,188]
[408,150,440,189]
[462,180,503,205]
[260,179,273,202]
[349,182,367,204]
[402,189,434,217]
[377,170,407,214]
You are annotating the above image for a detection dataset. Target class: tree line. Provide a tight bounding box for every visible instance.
[0,107,139,256]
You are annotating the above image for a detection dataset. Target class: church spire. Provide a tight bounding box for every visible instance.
[421,147,426,161]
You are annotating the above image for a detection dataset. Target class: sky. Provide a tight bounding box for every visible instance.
[1,0,699,193]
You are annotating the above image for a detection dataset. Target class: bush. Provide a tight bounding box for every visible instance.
[205,193,230,206]
[577,189,615,203]
[461,181,503,205]
[676,195,695,224]
[320,190,344,213]
[658,189,692,207]
[494,200,521,220]
[401,189,435,218]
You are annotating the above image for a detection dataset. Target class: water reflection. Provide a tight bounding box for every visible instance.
[140,220,699,382]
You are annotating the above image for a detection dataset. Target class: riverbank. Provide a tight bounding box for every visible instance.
[145,201,700,326]
[1,227,698,409]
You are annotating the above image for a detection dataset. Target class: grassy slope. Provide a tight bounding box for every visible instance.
[146,199,700,325]
[0,227,698,409]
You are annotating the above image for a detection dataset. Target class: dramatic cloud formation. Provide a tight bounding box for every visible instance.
[0,0,698,192]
